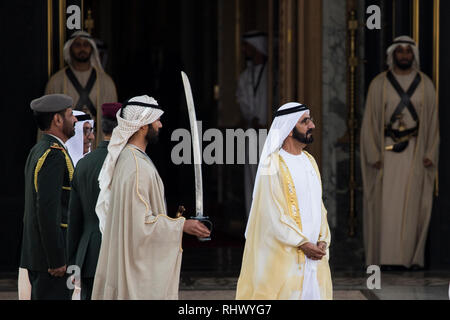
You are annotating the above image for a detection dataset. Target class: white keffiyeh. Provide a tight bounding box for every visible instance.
[96,95,163,233]
[242,30,268,57]
[66,110,94,167]
[252,103,309,197]
[386,35,420,70]
[63,30,103,72]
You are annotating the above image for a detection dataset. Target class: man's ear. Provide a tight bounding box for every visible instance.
[53,113,63,127]
[140,124,149,134]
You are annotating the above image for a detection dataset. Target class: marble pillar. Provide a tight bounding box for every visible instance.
[322,0,347,229]
[322,0,366,269]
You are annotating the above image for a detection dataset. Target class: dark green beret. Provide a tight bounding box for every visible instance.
[30,94,73,113]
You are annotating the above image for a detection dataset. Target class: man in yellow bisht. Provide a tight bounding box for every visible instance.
[236,102,332,300]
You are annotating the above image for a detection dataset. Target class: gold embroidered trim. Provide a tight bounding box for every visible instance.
[35,144,74,192]
[278,155,303,231]
[128,146,185,252]
[278,155,305,266]
[144,213,185,224]
[128,147,150,213]
[60,223,68,228]
[34,149,52,192]
[60,147,74,182]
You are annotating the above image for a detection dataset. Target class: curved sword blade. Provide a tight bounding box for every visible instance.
[181,71,203,218]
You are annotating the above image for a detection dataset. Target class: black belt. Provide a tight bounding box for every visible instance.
[384,125,418,153]
[385,125,418,141]
[384,71,421,152]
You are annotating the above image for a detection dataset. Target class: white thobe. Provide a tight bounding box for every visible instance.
[280,149,322,300]
[237,62,268,216]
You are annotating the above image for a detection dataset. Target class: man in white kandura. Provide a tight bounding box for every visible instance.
[91,95,210,300]
[236,102,332,300]
[66,110,95,166]
[236,31,268,218]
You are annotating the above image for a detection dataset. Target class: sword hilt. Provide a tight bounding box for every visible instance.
[190,216,212,242]
[176,205,186,218]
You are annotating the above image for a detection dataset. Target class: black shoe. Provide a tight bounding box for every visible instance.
[380,265,393,272]
[380,265,408,272]
[409,265,424,271]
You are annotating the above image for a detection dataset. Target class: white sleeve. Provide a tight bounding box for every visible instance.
[236,71,254,122]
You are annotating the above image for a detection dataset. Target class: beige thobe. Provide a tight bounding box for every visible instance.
[360,70,439,267]
[45,66,118,144]
[91,145,185,300]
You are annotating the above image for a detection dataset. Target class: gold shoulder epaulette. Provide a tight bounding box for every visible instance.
[34,143,74,192]
[50,143,64,150]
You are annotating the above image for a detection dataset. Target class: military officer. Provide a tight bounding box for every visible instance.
[67,102,121,300]
[20,94,78,300]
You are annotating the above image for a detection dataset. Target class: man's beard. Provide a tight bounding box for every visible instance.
[63,119,76,139]
[394,55,413,70]
[146,125,160,145]
[292,127,314,144]
[71,49,91,63]
[83,143,91,155]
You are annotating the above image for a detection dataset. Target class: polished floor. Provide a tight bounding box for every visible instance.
[1,269,449,300]
[179,270,450,300]
[2,241,449,300]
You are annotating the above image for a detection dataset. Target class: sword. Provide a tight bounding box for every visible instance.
[181,71,212,241]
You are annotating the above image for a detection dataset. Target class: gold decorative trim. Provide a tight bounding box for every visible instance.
[235,0,241,82]
[433,0,440,100]
[81,0,85,30]
[279,156,303,231]
[128,146,150,214]
[392,0,396,38]
[35,145,74,192]
[278,154,308,266]
[433,0,440,196]
[110,146,185,254]
[62,186,71,191]
[59,0,66,69]
[34,149,52,192]
[60,223,68,228]
[128,146,186,223]
[267,0,274,125]
[144,213,186,225]
[412,0,420,46]
[279,0,295,102]
[61,148,74,182]
[47,0,53,78]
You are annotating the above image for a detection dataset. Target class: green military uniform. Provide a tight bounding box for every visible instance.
[20,134,74,300]
[67,140,109,300]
